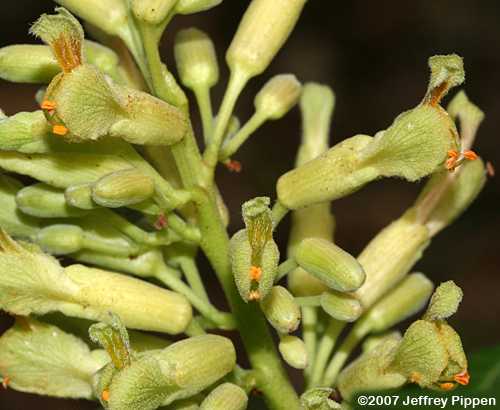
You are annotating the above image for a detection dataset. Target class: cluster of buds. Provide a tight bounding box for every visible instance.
[0,0,491,409]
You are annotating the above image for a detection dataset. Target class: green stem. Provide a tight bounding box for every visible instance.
[275,258,298,282]
[302,306,318,381]
[185,317,207,336]
[138,24,300,409]
[272,200,290,228]
[96,209,176,246]
[322,320,371,386]
[179,257,210,302]
[166,212,201,243]
[309,320,345,388]
[194,189,301,409]
[194,86,215,145]
[204,69,249,170]
[219,111,267,160]
[155,262,235,330]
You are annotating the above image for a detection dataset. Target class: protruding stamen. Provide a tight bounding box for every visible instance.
[225,159,242,173]
[454,370,470,386]
[439,382,455,391]
[446,150,459,171]
[41,100,57,111]
[52,124,68,136]
[249,265,262,282]
[101,389,110,402]
[248,290,260,301]
[486,161,495,177]
[154,213,168,230]
[409,372,422,384]
[1,376,10,389]
[463,150,478,161]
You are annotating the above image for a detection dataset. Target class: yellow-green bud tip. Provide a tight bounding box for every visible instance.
[174,28,219,90]
[254,74,302,120]
[424,280,463,321]
[425,54,465,106]
[30,8,84,73]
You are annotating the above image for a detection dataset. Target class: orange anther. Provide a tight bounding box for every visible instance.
[2,376,10,389]
[249,266,262,282]
[225,160,242,173]
[439,382,456,391]
[446,157,457,171]
[41,100,56,111]
[154,213,168,230]
[486,161,495,177]
[52,125,68,136]
[248,290,260,301]
[463,150,478,161]
[446,150,459,170]
[454,370,470,386]
[101,389,110,402]
[409,372,422,384]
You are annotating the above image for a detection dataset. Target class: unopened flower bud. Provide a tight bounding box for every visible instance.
[175,0,223,15]
[337,336,406,401]
[0,44,60,83]
[0,151,135,197]
[277,134,376,209]
[0,318,108,399]
[352,212,430,309]
[16,183,88,218]
[226,0,307,79]
[279,335,308,369]
[0,231,192,334]
[36,224,84,255]
[260,286,301,333]
[0,175,40,238]
[200,383,248,410]
[0,41,123,85]
[66,264,193,334]
[447,90,485,139]
[254,74,302,120]
[294,238,365,292]
[54,1,128,38]
[106,335,236,409]
[320,291,362,322]
[423,280,463,321]
[300,387,342,410]
[0,110,51,153]
[174,28,219,90]
[165,397,201,409]
[132,0,177,25]
[362,273,434,333]
[287,267,329,297]
[297,83,335,162]
[91,168,155,208]
[65,183,98,210]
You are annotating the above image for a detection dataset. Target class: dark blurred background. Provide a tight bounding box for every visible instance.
[0,0,499,408]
